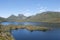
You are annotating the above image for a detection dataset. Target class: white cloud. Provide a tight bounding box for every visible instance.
[36,6,48,13]
[18,9,34,16]
[23,12,32,17]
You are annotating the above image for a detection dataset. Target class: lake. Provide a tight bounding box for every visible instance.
[11,29,60,40]
[1,22,60,40]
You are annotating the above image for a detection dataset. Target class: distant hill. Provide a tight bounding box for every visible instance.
[7,15,18,21]
[0,17,6,22]
[7,14,26,22]
[27,11,60,23]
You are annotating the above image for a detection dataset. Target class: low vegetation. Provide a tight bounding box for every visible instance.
[0,24,51,32]
[0,32,14,40]
[0,24,14,40]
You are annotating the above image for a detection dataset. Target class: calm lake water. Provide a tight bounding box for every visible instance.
[11,29,60,40]
[1,22,60,40]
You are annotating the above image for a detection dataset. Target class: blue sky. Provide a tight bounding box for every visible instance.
[0,0,60,18]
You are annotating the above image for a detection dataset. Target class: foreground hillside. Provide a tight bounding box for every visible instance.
[27,11,60,23]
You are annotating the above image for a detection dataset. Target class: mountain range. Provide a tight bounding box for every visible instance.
[0,11,60,23]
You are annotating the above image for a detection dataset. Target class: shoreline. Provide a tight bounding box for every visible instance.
[0,24,52,40]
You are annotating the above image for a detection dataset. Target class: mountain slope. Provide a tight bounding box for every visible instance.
[27,11,60,22]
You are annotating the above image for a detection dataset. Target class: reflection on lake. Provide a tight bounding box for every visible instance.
[11,29,60,40]
[1,22,60,27]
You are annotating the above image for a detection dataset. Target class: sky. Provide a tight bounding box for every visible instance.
[0,0,60,18]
